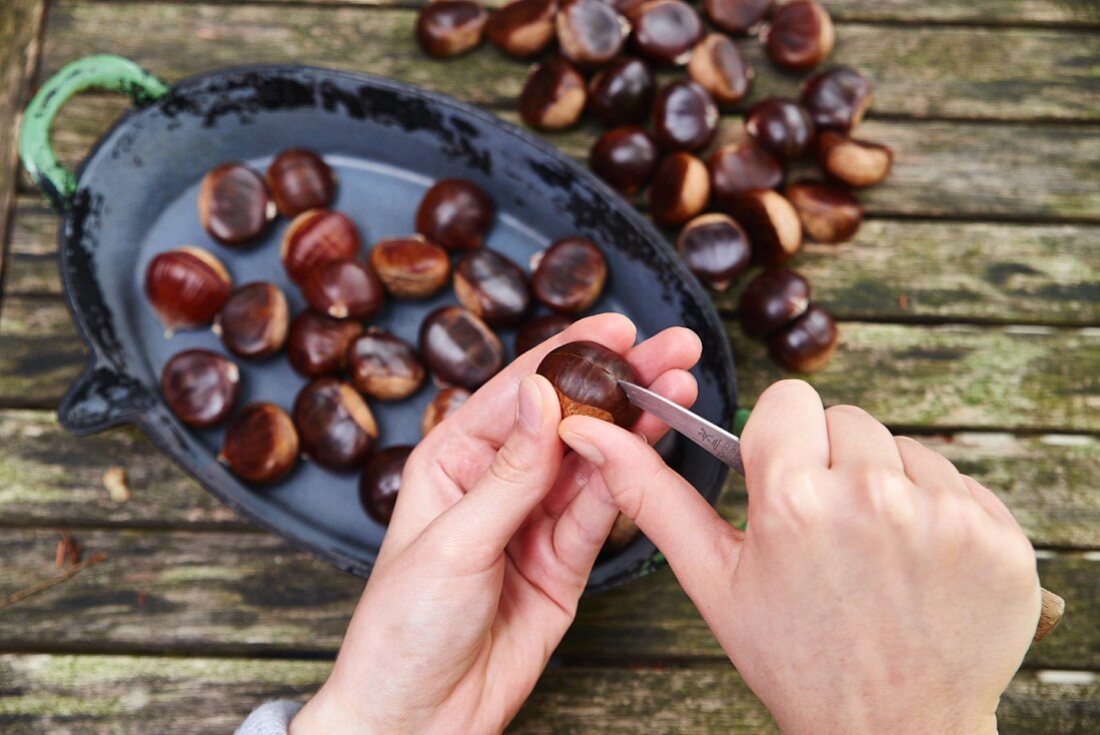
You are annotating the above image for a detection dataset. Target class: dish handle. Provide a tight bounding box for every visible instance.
[19,54,168,212]
[58,360,155,436]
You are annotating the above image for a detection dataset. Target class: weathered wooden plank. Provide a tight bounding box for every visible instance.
[40,3,1100,121]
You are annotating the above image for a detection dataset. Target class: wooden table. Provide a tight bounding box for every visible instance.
[0,1,1097,732]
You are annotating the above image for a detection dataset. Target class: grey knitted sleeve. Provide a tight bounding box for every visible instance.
[235,700,304,735]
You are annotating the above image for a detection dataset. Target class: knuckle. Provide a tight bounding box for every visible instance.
[489,441,531,487]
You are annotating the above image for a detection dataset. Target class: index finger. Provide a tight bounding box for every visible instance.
[740,380,831,491]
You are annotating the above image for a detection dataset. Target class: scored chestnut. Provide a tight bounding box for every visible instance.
[198,162,275,246]
[360,446,414,525]
[293,378,379,471]
[286,310,364,377]
[648,152,710,228]
[688,33,753,106]
[555,0,627,68]
[213,282,290,360]
[763,0,834,72]
[515,314,573,355]
[145,247,232,333]
[676,213,751,291]
[631,0,703,66]
[420,386,472,436]
[280,209,361,284]
[801,66,873,133]
[531,236,608,313]
[817,131,893,188]
[416,0,489,58]
[218,402,299,485]
[419,305,505,390]
[785,180,863,243]
[536,340,641,428]
[707,141,784,202]
[369,236,451,299]
[519,57,587,131]
[454,249,531,326]
[738,267,811,338]
[725,190,803,266]
[346,330,426,401]
[652,79,719,152]
[265,148,337,218]
[767,304,838,372]
[587,57,655,128]
[415,179,495,251]
[300,258,384,320]
[485,0,558,58]
[703,0,772,34]
[745,98,816,161]
[589,126,659,195]
[161,349,241,428]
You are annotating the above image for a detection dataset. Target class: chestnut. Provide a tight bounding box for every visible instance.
[763,0,834,72]
[198,163,275,246]
[767,304,838,372]
[817,131,893,188]
[531,237,608,313]
[785,180,862,243]
[605,513,640,552]
[745,98,816,161]
[454,249,531,326]
[707,141,783,202]
[160,349,240,428]
[536,340,641,427]
[647,152,710,228]
[346,330,426,401]
[587,57,655,128]
[555,0,627,68]
[369,236,451,299]
[675,213,751,290]
[416,0,489,58]
[218,403,299,484]
[703,0,772,33]
[515,314,573,355]
[360,446,414,525]
[800,66,872,133]
[280,209,361,284]
[265,148,337,218]
[293,378,379,470]
[213,282,290,360]
[420,386,472,436]
[738,267,810,338]
[485,0,558,58]
[725,190,803,266]
[518,57,587,131]
[419,305,505,390]
[652,80,719,152]
[687,33,753,106]
[144,247,232,333]
[286,310,364,377]
[589,126,659,195]
[300,258,384,320]
[415,179,495,251]
[631,0,702,65]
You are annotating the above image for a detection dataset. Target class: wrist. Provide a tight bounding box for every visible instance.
[776,707,997,735]
[289,683,377,735]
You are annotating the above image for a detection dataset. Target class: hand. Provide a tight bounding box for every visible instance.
[558,379,1040,735]
[291,313,702,735]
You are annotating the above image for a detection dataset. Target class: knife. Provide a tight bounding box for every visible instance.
[617,379,1065,643]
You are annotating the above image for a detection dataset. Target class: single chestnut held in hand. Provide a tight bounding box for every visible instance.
[359,446,414,525]
[515,313,573,355]
[453,249,532,326]
[767,303,838,372]
[485,0,558,58]
[293,378,379,471]
[676,213,751,290]
[420,386,471,436]
[589,126,659,195]
[419,305,505,390]
[738,267,811,338]
[744,98,816,161]
[707,141,784,202]
[800,65,872,133]
[160,349,241,428]
[369,236,451,299]
[555,0,627,67]
[415,0,489,58]
[300,259,385,320]
[688,33,753,105]
[703,0,772,33]
[785,180,863,243]
[198,163,275,246]
[144,247,232,333]
[415,178,495,250]
[280,209,361,284]
[630,0,703,66]
[219,402,300,484]
[345,330,426,401]
[213,282,290,360]
[519,57,587,130]
[763,0,834,71]
[652,79,719,151]
[531,236,608,313]
[536,340,642,427]
[265,148,338,218]
[587,57,655,127]
[285,310,364,377]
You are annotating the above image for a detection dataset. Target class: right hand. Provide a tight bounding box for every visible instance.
[558,379,1040,735]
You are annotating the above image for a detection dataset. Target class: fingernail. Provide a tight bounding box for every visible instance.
[517,376,542,434]
[560,430,604,466]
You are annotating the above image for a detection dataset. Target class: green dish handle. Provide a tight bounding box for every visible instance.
[19,54,168,212]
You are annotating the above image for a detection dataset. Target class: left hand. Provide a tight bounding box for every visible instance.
[290,313,702,734]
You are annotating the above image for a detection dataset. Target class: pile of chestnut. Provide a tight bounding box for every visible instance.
[146,148,609,525]
[415,0,894,371]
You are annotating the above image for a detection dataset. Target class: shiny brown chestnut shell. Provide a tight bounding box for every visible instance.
[346,330,426,401]
[219,403,299,485]
[688,33,753,105]
[360,446,414,525]
[419,306,505,390]
[420,386,472,436]
[785,180,863,243]
[738,267,811,338]
[703,0,772,33]
[145,247,232,332]
[531,236,608,314]
[519,57,587,131]
[213,282,290,360]
[707,141,784,202]
[161,349,241,428]
[767,304,838,372]
[555,0,627,67]
[293,378,379,470]
[415,179,495,251]
[745,98,816,161]
[286,310,364,377]
[652,80,719,152]
[800,66,872,133]
[763,0,834,72]
[817,131,893,188]
[369,236,451,299]
[515,314,574,355]
[631,0,703,65]
[300,259,384,320]
[280,209,361,284]
[676,213,751,291]
[486,0,558,58]
[416,0,489,58]
[265,149,338,218]
[648,152,710,228]
[536,340,642,427]
[589,126,659,195]
[454,249,531,326]
[198,163,275,246]
[587,57,655,127]
[725,189,803,266]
